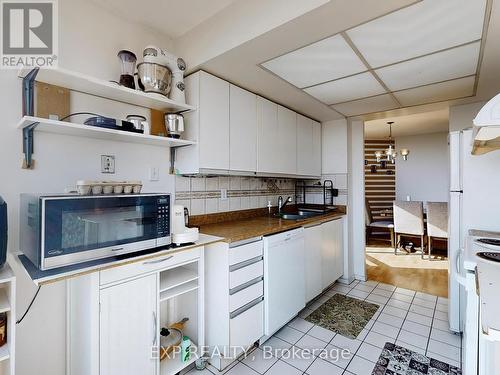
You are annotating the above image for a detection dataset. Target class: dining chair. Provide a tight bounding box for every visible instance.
[393,200,425,258]
[426,202,448,260]
[365,198,394,247]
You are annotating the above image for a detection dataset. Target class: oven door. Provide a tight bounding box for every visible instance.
[42,195,168,269]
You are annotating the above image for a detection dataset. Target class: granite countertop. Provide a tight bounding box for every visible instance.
[197,209,346,244]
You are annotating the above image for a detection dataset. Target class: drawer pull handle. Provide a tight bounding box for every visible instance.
[229,276,263,295]
[229,256,263,272]
[230,297,264,319]
[111,247,124,252]
[143,255,174,265]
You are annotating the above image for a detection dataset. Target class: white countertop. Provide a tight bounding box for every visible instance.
[11,233,224,286]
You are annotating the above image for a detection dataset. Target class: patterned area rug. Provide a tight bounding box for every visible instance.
[372,342,462,375]
[305,294,379,338]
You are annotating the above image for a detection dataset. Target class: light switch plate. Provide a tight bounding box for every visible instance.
[101,155,115,174]
[149,166,160,181]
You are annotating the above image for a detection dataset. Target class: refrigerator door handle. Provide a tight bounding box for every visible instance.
[454,248,467,287]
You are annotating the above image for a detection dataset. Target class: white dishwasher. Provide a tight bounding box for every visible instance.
[263,228,305,336]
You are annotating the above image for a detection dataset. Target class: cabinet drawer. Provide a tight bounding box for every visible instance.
[229,260,263,289]
[230,300,264,352]
[229,240,263,266]
[230,280,263,313]
[100,247,201,286]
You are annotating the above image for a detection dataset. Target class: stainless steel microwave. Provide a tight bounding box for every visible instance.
[20,193,171,270]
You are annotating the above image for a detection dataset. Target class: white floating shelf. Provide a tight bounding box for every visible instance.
[160,342,199,375]
[0,290,10,314]
[160,267,199,293]
[19,67,195,113]
[18,116,196,148]
[159,280,198,302]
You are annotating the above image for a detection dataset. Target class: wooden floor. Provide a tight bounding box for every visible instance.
[365,237,449,297]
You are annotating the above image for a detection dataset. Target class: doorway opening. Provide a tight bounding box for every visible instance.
[363,111,449,297]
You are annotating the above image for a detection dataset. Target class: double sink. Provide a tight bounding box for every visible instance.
[275,206,336,221]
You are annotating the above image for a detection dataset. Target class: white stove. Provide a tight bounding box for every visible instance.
[464,229,500,271]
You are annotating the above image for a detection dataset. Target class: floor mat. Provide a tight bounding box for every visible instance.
[372,342,462,375]
[305,293,379,339]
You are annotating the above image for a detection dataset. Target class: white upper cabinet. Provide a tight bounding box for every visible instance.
[312,120,322,176]
[297,115,321,177]
[257,97,279,174]
[297,114,313,175]
[178,71,321,177]
[199,72,230,170]
[278,105,297,175]
[230,85,257,172]
[322,119,348,174]
[177,71,230,174]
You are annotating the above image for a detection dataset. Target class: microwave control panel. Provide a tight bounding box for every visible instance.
[157,198,170,237]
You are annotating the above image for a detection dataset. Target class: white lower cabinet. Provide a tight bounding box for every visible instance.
[264,228,305,336]
[304,224,322,302]
[68,247,204,375]
[205,239,264,371]
[321,218,345,289]
[100,274,158,375]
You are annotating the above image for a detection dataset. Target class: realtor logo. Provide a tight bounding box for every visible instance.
[1,0,58,68]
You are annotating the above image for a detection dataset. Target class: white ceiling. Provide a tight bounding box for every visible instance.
[262,34,366,88]
[262,0,487,117]
[90,0,236,38]
[364,109,450,138]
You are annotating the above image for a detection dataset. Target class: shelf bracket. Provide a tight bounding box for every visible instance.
[169,144,191,175]
[22,67,39,116]
[22,122,39,169]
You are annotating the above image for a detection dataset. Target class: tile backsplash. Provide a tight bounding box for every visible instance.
[175,174,348,215]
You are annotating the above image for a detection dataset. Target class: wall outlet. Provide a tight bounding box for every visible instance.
[220,188,228,200]
[149,166,160,181]
[101,155,115,174]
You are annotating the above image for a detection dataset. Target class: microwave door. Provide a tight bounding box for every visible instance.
[43,196,164,269]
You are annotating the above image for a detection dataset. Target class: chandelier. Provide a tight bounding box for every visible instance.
[374,121,409,163]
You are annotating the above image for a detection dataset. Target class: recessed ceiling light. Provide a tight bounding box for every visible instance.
[304,72,386,105]
[261,34,366,88]
[346,0,486,67]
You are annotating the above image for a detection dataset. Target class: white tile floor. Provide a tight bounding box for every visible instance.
[193,279,462,375]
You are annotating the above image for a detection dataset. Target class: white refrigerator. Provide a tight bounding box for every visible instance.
[448,129,500,332]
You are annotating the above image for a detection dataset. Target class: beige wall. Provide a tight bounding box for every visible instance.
[395,132,449,203]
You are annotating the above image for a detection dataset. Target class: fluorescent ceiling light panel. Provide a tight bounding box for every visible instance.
[346,0,486,67]
[375,42,480,91]
[331,94,399,117]
[394,76,475,106]
[261,34,366,88]
[304,72,386,104]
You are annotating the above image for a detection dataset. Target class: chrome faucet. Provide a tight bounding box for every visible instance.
[278,196,292,215]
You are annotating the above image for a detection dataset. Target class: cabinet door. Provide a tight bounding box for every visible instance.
[230,85,257,172]
[199,72,230,170]
[321,220,336,289]
[278,105,297,175]
[257,97,278,173]
[334,218,344,281]
[304,225,322,302]
[297,114,313,176]
[312,121,322,177]
[100,274,158,375]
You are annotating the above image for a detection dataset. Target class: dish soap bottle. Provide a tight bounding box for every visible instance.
[181,336,191,362]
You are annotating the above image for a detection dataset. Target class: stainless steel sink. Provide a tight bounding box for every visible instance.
[276,211,323,220]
